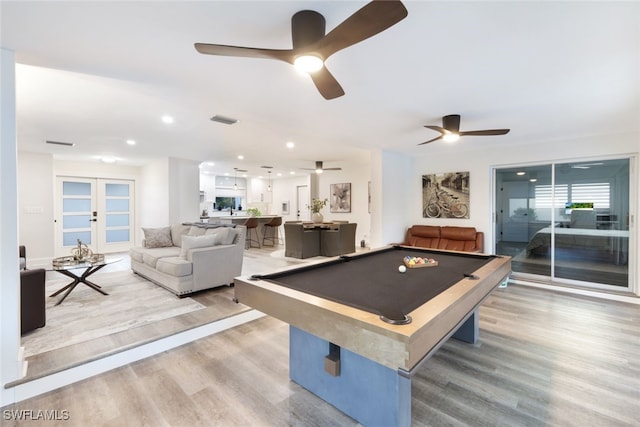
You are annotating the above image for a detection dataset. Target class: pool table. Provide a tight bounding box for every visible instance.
[234,245,511,426]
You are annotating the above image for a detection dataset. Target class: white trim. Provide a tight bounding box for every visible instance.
[2,310,265,406]
[511,279,640,305]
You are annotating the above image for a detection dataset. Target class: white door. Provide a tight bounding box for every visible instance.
[296,185,310,221]
[55,177,134,256]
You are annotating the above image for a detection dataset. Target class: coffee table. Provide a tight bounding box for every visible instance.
[49,256,122,305]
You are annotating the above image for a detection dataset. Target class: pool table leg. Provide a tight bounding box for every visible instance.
[289,326,411,427]
[451,308,479,344]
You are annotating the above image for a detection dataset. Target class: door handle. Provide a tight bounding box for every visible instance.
[90,219,97,222]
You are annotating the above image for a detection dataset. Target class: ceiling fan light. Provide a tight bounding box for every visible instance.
[315,168,323,174]
[294,55,324,73]
[442,132,460,143]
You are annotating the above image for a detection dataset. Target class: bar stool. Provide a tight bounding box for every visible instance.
[262,216,283,247]
[245,217,261,249]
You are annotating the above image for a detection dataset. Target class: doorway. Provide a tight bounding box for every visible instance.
[55,177,134,256]
[296,185,310,221]
[494,158,633,291]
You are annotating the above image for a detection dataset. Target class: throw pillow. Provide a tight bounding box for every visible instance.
[142,227,173,248]
[180,234,218,259]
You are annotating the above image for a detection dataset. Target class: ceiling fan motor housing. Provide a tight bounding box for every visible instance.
[443,114,461,132]
[292,10,326,49]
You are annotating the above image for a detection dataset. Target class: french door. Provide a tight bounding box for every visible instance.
[55,177,134,256]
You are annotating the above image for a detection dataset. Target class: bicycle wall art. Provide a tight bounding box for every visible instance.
[422,172,470,219]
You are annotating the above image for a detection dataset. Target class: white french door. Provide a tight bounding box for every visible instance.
[55,177,135,256]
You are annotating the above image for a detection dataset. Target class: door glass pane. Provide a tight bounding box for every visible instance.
[63,198,91,212]
[106,214,129,227]
[63,181,91,196]
[496,165,553,277]
[63,231,91,246]
[63,215,91,229]
[106,229,129,243]
[105,183,129,197]
[553,159,629,286]
[105,199,129,212]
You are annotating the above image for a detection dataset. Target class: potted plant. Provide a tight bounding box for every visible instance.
[308,198,328,223]
[246,207,261,217]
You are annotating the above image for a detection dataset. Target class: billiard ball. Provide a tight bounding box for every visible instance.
[398,265,407,273]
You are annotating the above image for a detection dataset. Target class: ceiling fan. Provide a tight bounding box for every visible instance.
[301,161,342,174]
[419,114,510,145]
[194,1,408,100]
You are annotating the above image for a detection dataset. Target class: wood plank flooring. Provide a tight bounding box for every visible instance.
[5,250,640,426]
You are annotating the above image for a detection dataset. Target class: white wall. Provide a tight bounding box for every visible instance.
[313,158,372,245]
[0,47,22,401]
[168,157,199,225]
[271,174,311,221]
[140,158,169,234]
[17,152,54,266]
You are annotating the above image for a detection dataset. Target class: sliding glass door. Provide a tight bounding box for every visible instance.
[495,158,632,291]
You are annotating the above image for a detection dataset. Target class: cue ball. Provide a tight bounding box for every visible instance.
[398,265,407,273]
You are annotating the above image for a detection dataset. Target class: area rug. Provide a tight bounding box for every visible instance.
[21,270,206,357]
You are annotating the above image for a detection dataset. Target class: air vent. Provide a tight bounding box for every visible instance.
[46,140,75,147]
[210,115,238,125]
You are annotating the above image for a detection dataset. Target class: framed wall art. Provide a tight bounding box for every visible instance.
[422,172,470,219]
[330,183,351,213]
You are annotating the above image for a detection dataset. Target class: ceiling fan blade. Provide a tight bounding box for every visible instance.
[313,0,408,60]
[460,129,511,136]
[324,167,342,171]
[425,125,445,133]
[194,43,294,63]
[309,66,345,99]
[418,135,443,146]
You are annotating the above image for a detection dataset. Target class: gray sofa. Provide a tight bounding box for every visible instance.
[130,223,246,296]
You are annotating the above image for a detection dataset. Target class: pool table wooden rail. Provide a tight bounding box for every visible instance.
[234,245,511,372]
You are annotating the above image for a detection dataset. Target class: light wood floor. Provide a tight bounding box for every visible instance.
[21,244,310,382]
[5,251,639,426]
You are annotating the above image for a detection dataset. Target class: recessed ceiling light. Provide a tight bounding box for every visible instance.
[126,139,136,146]
[529,178,537,182]
[237,155,244,160]
[516,171,526,176]
[286,141,295,149]
[289,171,295,175]
[277,173,282,177]
[207,162,215,166]
[162,115,174,124]
[101,156,117,164]
[224,172,229,176]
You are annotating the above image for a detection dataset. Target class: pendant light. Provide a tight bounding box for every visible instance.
[267,171,272,192]
[233,168,238,191]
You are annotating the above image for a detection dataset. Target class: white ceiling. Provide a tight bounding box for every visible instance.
[2,1,638,178]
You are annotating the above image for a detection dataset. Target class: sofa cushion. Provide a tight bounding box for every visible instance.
[188,226,207,236]
[180,234,218,259]
[129,247,144,263]
[205,227,230,244]
[225,228,239,245]
[405,225,440,248]
[156,257,192,277]
[438,227,480,252]
[142,247,182,268]
[142,227,173,248]
[171,224,190,247]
